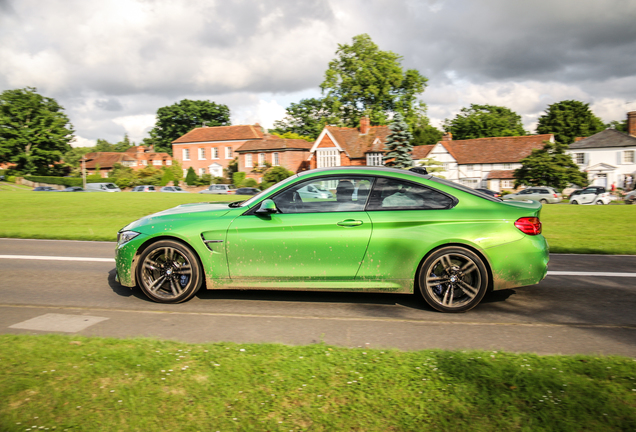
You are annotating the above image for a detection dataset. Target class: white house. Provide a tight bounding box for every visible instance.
[413,133,553,192]
[567,112,636,190]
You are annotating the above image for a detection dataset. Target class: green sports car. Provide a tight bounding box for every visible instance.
[116,167,548,313]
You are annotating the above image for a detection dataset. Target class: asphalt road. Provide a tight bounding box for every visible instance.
[1,238,635,356]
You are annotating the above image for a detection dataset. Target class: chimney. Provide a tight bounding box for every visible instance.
[442,132,453,141]
[137,146,145,154]
[360,117,370,134]
[628,111,636,137]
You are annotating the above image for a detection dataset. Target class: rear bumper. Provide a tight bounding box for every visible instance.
[485,234,549,291]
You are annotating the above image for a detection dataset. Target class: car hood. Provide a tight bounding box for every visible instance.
[121,202,236,232]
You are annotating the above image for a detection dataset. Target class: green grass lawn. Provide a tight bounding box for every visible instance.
[1,335,635,432]
[0,186,634,253]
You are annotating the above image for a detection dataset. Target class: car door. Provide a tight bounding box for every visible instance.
[226,176,374,280]
[579,190,596,204]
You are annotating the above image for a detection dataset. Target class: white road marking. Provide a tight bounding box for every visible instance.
[547,271,636,278]
[0,255,114,262]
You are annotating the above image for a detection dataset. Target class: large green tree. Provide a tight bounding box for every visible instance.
[270,98,339,140]
[148,99,231,155]
[514,141,588,191]
[0,87,74,175]
[383,113,413,168]
[442,104,527,140]
[320,34,428,129]
[412,123,443,146]
[536,100,605,144]
[93,134,133,152]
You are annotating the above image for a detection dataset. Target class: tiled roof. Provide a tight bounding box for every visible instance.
[487,170,516,179]
[235,137,313,152]
[83,152,136,169]
[326,125,391,158]
[172,124,264,143]
[569,129,636,149]
[411,145,434,159]
[441,134,552,164]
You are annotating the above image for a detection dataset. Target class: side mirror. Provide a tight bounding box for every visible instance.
[255,199,278,215]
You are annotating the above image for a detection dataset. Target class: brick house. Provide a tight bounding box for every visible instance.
[83,146,173,177]
[567,111,636,190]
[308,118,390,168]
[235,136,313,182]
[172,125,264,178]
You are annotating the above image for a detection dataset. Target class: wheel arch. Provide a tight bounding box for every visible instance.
[413,242,494,295]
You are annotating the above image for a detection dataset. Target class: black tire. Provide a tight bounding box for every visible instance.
[540,199,548,204]
[571,200,578,205]
[137,240,203,303]
[418,246,489,313]
[595,200,604,205]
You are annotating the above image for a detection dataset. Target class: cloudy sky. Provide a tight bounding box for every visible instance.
[1,0,635,147]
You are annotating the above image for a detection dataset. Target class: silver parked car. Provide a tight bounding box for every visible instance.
[625,190,636,205]
[199,184,236,194]
[504,187,561,204]
[131,185,157,192]
[160,186,189,193]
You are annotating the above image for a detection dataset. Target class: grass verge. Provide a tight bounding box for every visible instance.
[0,186,634,253]
[1,335,635,431]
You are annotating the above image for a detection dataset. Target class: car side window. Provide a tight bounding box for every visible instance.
[520,190,532,194]
[366,178,454,211]
[272,176,374,214]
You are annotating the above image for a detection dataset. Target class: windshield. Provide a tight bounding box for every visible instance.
[427,176,502,202]
[174,187,183,191]
[240,174,300,207]
[105,184,117,189]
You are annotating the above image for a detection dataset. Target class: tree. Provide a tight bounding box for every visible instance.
[0,87,75,175]
[414,157,445,178]
[383,113,413,168]
[607,119,628,133]
[412,123,443,146]
[270,98,339,140]
[269,130,314,142]
[442,104,527,140]
[536,100,605,144]
[149,99,231,154]
[320,34,428,129]
[514,141,588,191]
[185,166,198,186]
[260,166,293,190]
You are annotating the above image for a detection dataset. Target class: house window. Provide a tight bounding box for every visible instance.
[316,149,340,168]
[366,152,383,166]
[501,180,514,188]
[183,149,190,161]
[166,160,172,166]
[212,147,219,159]
[198,148,205,160]
[245,153,253,168]
[624,151,634,164]
[259,153,266,165]
[153,160,161,166]
[199,168,205,176]
[225,147,233,159]
[465,165,473,173]
[503,163,511,169]
[575,153,585,164]
[141,160,148,166]
[273,152,280,166]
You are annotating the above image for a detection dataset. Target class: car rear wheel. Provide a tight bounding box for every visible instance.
[418,247,489,313]
[137,240,203,303]
[571,200,578,205]
[595,200,604,205]
[540,199,548,204]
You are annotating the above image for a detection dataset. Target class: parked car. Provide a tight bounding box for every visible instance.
[570,188,612,205]
[504,187,561,204]
[234,187,261,196]
[296,183,335,200]
[32,186,59,191]
[115,166,549,313]
[624,190,636,205]
[85,182,121,192]
[62,187,85,192]
[131,185,157,192]
[199,184,236,194]
[475,188,502,199]
[160,186,189,193]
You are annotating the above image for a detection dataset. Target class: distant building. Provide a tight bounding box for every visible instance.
[235,136,313,182]
[567,111,636,189]
[83,146,172,177]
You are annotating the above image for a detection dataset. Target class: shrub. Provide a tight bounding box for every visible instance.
[185,167,197,186]
[233,172,246,187]
[243,178,258,187]
[7,176,16,183]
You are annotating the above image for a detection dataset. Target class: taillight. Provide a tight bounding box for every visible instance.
[553,194,558,198]
[515,217,542,235]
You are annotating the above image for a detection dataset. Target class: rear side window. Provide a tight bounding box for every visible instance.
[367,178,454,211]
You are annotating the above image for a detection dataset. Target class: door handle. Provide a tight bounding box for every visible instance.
[337,219,363,227]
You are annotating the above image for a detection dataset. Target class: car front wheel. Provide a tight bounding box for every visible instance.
[418,247,489,313]
[595,200,604,205]
[137,240,203,303]
[571,200,578,205]
[540,199,548,204]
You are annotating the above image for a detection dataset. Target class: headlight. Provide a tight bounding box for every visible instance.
[117,230,140,247]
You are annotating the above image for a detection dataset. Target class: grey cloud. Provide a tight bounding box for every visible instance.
[94,98,123,112]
